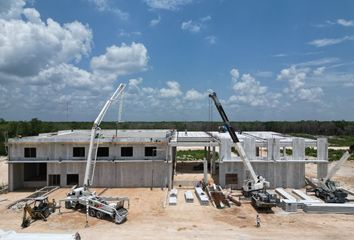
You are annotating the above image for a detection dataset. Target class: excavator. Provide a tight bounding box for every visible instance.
[21,196,56,228]
[311,145,354,203]
[209,92,278,210]
[63,83,129,224]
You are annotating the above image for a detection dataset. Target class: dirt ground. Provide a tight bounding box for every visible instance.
[0,157,8,185]
[0,160,354,239]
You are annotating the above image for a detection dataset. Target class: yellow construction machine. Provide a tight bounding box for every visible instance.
[21,196,57,228]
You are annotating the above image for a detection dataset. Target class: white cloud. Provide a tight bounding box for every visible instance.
[90,42,148,78]
[308,36,354,47]
[205,35,216,44]
[181,16,212,33]
[144,0,193,10]
[233,74,267,95]
[337,19,354,27]
[150,15,161,26]
[128,78,143,88]
[298,87,323,101]
[86,0,129,20]
[184,89,205,100]
[181,20,200,33]
[228,68,279,107]
[159,81,182,98]
[230,68,240,81]
[0,0,25,20]
[277,66,323,102]
[0,9,92,78]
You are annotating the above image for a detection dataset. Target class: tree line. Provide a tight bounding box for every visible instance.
[0,118,353,155]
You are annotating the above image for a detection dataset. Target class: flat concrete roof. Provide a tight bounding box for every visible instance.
[8,129,317,145]
[8,129,174,144]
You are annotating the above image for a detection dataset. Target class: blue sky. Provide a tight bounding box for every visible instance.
[0,0,353,122]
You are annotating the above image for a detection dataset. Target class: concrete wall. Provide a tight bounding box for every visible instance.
[9,161,171,190]
[48,161,171,188]
[8,142,167,161]
[219,161,305,189]
[8,163,24,191]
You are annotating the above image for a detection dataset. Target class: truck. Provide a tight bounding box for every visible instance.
[313,145,353,203]
[209,92,278,210]
[63,83,129,224]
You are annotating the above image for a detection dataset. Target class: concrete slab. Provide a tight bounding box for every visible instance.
[303,203,354,214]
[275,188,297,201]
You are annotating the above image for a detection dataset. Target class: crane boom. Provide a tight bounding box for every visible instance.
[83,83,126,188]
[209,92,270,194]
[209,92,259,183]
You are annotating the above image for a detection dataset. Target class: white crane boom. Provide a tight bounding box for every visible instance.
[323,149,352,183]
[83,83,126,188]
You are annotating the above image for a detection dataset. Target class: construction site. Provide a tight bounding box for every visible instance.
[0,84,354,239]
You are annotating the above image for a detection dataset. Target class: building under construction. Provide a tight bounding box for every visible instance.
[7,129,328,191]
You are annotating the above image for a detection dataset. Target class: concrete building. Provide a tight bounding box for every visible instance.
[7,129,174,191]
[7,129,328,191]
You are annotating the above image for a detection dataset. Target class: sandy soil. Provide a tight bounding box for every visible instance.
[0,157,8,185]
[0,159,354,239]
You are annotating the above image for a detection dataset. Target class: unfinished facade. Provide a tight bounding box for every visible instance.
[7,130,174,191]
[7,130,328,191]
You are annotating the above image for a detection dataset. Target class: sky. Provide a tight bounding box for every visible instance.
[0,0,353,122]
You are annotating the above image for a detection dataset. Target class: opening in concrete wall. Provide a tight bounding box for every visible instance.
[67,174,79,186]
[225,173,238,189]
[48,174,60,186]
[23,163,47,181]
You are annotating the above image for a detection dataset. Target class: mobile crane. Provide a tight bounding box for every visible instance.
[209,92,278,210]
[64,83,129,224]
[312,145,353,203]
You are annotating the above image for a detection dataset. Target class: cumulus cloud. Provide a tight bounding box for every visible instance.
[90,42,148,78]
[150,15,161,26]
[308,36,354,47]
[230,68,240,81]
[277,66,323,102]
[228,68,280,107]
[144,0,193,10]
[184,89,205,100]
[0,0,25,20]
[159,81,182,98]
[0,16,92,78]
[0,1,151,119]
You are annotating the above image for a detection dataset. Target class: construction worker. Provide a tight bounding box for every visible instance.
[256,214,261,227]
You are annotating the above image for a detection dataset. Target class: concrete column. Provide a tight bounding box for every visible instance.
[219,162,225,187]
[292,138,305,160]
[8,163,13,191]
[203,159,208,184]
[267,139,274,160]
[244,137,256,160]
[219,138,231,161]
[273,139,280,160]
[212,146,216,175]
[317,138,328,179]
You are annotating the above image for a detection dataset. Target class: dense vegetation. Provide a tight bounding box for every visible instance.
[1,118,353,157]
